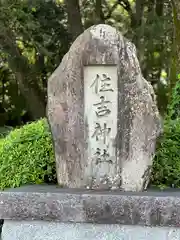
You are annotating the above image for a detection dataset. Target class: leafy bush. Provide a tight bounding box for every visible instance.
[0,118,56,190]
[168,80,180,120]
[151,119,180,188]
[151,81,180,188]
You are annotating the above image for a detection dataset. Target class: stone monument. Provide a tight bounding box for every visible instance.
[47,24,161,191]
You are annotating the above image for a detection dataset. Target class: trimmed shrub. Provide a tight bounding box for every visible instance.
[151,119,180,188]
[0,118,56,190]
[151,80,180,188]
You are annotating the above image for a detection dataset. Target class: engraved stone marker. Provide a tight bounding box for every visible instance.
[84,66,118,183]
[47,24,161,191]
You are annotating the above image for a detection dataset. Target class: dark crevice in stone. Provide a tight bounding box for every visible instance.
[0,220,4,240]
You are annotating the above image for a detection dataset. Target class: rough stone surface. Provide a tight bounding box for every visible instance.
[1,186,180,227]
[47,24,161,192]
[2,221,180,240]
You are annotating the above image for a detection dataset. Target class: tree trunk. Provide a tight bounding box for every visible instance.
[156,0,164,16]
[14,72,46,120]
[0,28,46,120]
[148,0,155,13]
[95,0,105,23]
[135,0,145,26]
[155,0,164,80]
[133,0,145,47]
[169,0,180,98]
[65,0,83,40]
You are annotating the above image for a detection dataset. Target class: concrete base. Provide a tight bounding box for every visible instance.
[2,185,180,227]
[2,221,180,240]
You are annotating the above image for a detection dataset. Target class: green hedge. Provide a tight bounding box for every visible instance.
[0,119,56,190]
[151,119,180,188]
[151,81,180,188]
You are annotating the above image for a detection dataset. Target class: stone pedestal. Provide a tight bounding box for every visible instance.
[1,186,180,239]
[2,221,180,240]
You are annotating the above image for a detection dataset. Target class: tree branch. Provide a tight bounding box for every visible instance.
[104,1,119,20]
[118,0,132,13]
[105,0,134,23]
[65,0,83,40]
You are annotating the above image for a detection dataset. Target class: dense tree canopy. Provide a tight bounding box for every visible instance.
[0,0,70,124]
[0,0,179,127]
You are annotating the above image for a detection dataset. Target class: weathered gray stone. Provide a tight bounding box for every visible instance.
[47,24,161,191]
[2,221,180,240]
[1,185,180,227]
